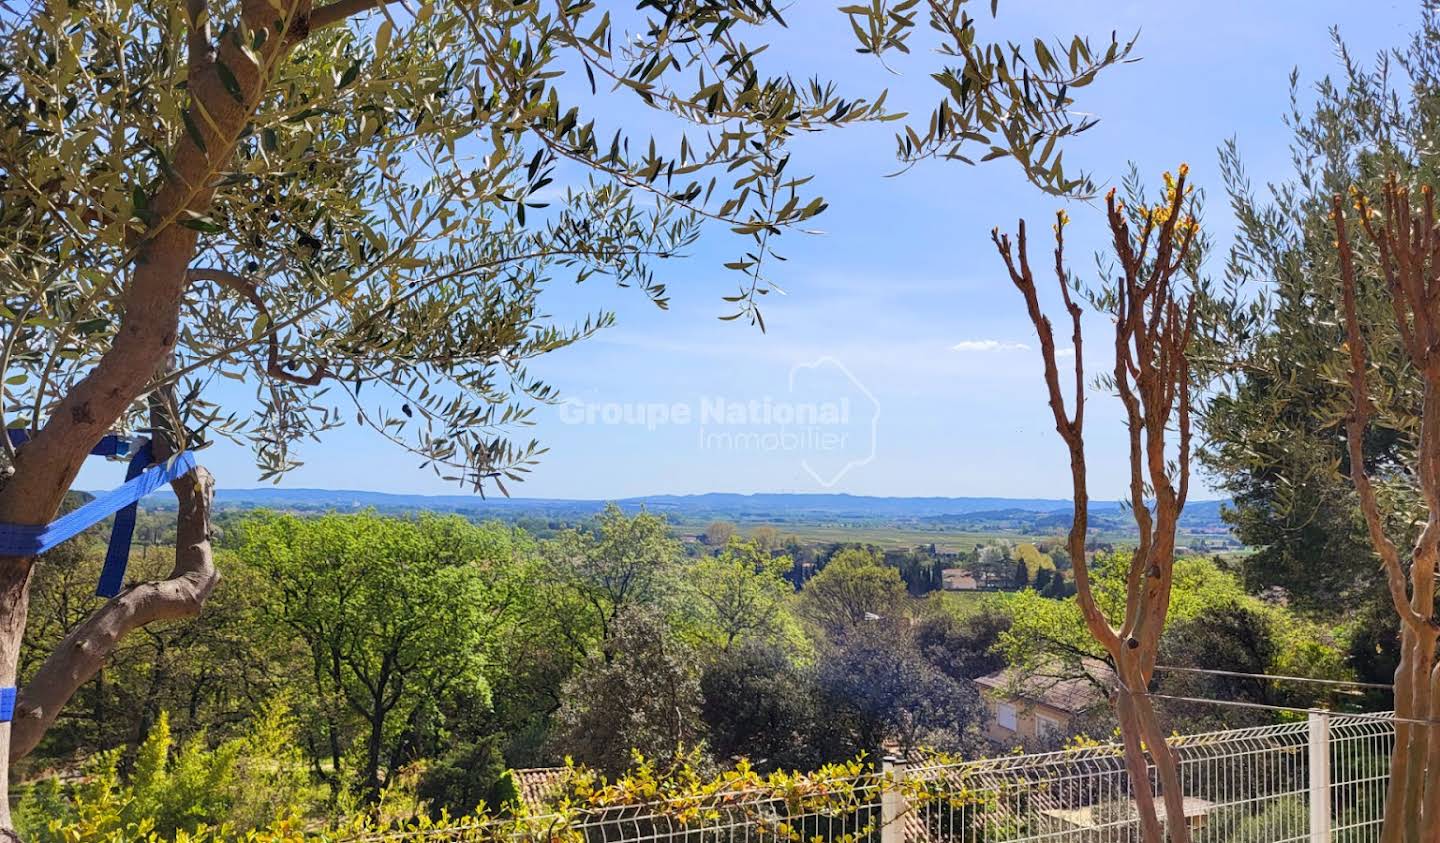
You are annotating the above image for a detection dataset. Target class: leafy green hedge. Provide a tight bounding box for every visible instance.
[22,736,1000,843]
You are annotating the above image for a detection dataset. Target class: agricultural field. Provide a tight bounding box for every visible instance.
[724,523,1039,554]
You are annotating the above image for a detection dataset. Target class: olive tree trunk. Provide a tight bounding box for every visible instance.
[0,0,384,832]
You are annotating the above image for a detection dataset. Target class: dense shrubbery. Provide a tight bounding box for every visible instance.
[20,733,906,842]
[999,554,1351,733]
[12,507,1379,841]
[15,509,1003,839]
[17,701,314,841]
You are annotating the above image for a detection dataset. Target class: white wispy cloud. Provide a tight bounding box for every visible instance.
[1056,347,1076,358]
[951,339,1031,353]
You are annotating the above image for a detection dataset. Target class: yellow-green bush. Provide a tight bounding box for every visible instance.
[17,700,316,843]
[23,713,1007,843]
[24,745,989,843]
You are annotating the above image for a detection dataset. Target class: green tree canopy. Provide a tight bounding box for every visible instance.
[814,625,984,760]
[1012,542,1056,587]
[1198,15,1440,616]
[698,642,819,772]
[548,607,703,776]
[999,554,1352,712]
[238,511,524,799]
[675,538,801,656]
[797,547,906,637]
[544,504,680,652]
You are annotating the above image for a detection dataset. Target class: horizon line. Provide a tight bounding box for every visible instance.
[111,487,1227,505]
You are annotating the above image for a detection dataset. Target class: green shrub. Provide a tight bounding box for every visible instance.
[415,735,510,819]
[227,699,314,830]
[17,699,318,842]
[23,738,977,843]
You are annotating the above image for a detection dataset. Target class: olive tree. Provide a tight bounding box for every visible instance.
[1198,13,1440,838]
[0,0,1133,833]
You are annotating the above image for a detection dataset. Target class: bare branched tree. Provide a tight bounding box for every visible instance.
[992,169,1199,843]
[1335,177,1440,843]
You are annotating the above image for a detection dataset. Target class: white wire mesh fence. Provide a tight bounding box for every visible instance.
[904,712,1393,843]
[359,775,892,843]
[1328,715,1392,843]
[369,712,1394,843]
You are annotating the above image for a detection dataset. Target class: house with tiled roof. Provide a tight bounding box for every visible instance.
[973,658,1111,745]
[509,767,570,811]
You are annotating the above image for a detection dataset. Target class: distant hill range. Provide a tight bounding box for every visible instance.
[131,488,1229,534]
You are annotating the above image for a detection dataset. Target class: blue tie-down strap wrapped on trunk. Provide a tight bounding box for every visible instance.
[0,430,198,597]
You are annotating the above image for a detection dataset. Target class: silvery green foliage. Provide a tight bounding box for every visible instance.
[845,0,1136,196]
[1197,12,1440,606]
[0,0,1130,491]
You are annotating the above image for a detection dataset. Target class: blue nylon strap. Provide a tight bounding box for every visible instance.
[98,440,158,598]
[7,429,131,458]
[0,429,196,597]
[0,687,14,722]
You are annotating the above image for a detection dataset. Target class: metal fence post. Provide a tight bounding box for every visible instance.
[881,756,909,843]
[1309,709,1332,843]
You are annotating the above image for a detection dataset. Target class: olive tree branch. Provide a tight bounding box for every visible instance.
[186,268,329,386]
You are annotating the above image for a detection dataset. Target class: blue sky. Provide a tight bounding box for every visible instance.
[80,1,1419,500]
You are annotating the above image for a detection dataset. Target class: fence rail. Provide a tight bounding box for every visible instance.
[372,712,1395,843]
[902,712,1393,843]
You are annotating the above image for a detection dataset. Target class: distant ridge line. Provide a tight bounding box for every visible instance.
[120,487,1227,521]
